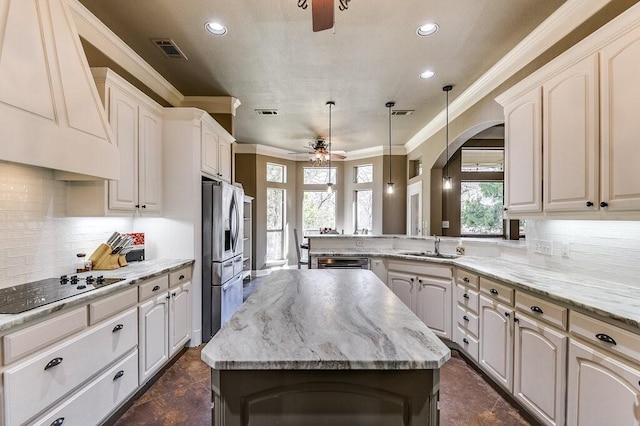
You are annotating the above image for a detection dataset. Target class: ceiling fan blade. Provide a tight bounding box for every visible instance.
[312,0,334,32]
[331,153,346,160]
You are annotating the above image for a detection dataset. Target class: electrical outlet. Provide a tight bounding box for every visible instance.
[561,242,570,258]
[356,240,364,247]
[442,221,450,229]
[534,240,553,255]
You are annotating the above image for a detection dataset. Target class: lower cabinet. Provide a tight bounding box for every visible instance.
[370,258,387,283]
[415,274,452,340]
[387,271,417,313]
[513,313,567,426]
[479,295,514,391]
[567,338,640,426]
[169,281,192,356]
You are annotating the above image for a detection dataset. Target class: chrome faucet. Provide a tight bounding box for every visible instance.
[433,235,440,255]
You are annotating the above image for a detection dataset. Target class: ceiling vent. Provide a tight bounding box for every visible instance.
[255,109,279,116]
[151,39,188,60]
[392,110,415,116]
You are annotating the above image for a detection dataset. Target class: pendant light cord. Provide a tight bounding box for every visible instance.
[326,101,335,187]
[386,101,395,187]
[443,85,453,180]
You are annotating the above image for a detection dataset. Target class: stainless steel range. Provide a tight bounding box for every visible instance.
[0,275,124,314]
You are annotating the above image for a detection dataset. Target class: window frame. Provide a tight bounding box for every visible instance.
[266,162,287,183]
[460,180,505,237]
[266,187,286,262]
[302,190,337,235]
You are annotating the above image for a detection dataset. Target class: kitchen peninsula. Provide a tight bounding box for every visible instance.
[201,269,450,425]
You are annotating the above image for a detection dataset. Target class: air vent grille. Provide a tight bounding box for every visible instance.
[255,109,279,116]
[151,39,188,60]
[392,110,415,116]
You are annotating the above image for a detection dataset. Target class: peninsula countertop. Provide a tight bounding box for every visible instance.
[201,269,451,370]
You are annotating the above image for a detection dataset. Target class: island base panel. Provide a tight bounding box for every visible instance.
[211,369,440,425]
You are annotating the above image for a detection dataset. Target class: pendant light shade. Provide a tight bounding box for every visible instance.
[443,85,453,190]
[326,101,335,193]
[386,101,395,195]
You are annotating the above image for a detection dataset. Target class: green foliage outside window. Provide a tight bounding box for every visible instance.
[461,182,504,235]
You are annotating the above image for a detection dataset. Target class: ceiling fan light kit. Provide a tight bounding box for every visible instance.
[386,101,395,195]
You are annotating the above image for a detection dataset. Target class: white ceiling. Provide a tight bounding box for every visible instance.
[77,0,565,155]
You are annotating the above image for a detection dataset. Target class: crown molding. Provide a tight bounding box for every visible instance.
[181,96,242,116]
[404,0,613,154]
[234,143,406,162]
[69,0,184,106]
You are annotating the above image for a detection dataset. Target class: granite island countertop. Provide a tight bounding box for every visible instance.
[308,247,640,331]
[0,258,194,333]
[201,269,451,370]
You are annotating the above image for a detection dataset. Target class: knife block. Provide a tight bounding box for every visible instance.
[89,243,123,270]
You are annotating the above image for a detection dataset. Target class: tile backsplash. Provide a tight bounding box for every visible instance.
[524,219,640,287]
[0,162,133,288]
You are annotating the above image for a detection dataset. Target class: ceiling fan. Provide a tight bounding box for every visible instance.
[289,138,346,163]
[297,0,352,32]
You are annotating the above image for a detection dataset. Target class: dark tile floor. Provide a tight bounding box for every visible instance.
[114,347,530,425]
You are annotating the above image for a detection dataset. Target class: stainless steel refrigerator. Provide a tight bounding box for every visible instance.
[202,180,244,342]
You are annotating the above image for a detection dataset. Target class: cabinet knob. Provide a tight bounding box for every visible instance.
[50,418,65,426]
[514,317,519,323]
[503,207,508,211]
[152,285,160,292]
[462,338,469,344]
[463,277,470,283]
[600,201,609,208]
[141,205,147,209]
[410,278,414,282]
[463,293,470,299]
[530,306,544,314]
[112,324,124,333]
[504,312,510,318]
[179,274,185,280]
[172,292,177,297]
[418,279,423,284]
[490,288,499,295]
[44,357,63,371]
[586,201,594,207]
[135,204,140,208]
[596,333,617,345]
[463,315,469,322]
[113,370,125,381]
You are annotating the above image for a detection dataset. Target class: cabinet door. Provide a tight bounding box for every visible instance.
[543,55,599,212]
[169,282,191,357]
[201,122,219,177]
[387,272,416,313]
[138,294,169,384]
[108,86,139,211]
[479,295,513,391]
[514,314,567,426]
[370,258,387,284]
[218,139,232,182]
[138,105,162,213]
[600,26,640,211]
[415,276,451,340]
[567,338,640,426]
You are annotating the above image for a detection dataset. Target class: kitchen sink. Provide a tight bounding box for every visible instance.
[399,251,459,259]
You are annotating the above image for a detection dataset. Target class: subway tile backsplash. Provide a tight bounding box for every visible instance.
[0,162,133,289]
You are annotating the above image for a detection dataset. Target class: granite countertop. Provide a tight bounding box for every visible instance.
[0,259,194,333]
[201,269,451,371]
[309,248,640,330]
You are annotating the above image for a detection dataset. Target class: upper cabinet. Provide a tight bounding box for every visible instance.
[0,0,118,179]
[201,119,233,183]
[67,68,163,216]
[497,3,640,218]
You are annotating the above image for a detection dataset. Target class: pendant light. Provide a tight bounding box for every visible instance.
[386,101,395,195]
[326,101,335,193]
[443,85,453,190]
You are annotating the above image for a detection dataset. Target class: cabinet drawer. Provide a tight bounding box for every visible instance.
[4,308,137,426]
[480,277,514,306]
[515,291,567,330]
[32,350,138,426]
[169,266,192,288]
[138,275,169,301]
[456,325,479,362]
[456,269,479,289]
[456,305,479,338]
[570,311,640,364]
[89,288,137,325]
[3,307,87,365]
[456,284,479,314]
[388,261,452,279]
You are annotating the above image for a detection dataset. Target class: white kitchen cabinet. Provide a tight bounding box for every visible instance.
[543,55,599,212]
[66,68,163,216]
[513,313,567,426]
[503,87,542,214]
[370,258,387,284]
[415,274,452,340]
[387,271,417,313]
[600,25,640,211]
[202,119,233,182]
[0,0,118,180]
[138,293,169,385]
[567,338,640,426]
[455,270,480,361]
[169,281,192,357]
[479,295,514,391]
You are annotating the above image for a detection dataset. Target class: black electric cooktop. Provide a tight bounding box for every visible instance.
[0,275,125,314]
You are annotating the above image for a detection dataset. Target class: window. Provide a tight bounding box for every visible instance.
[460,182,504,235]
[303,167,336,185]
[267,163,286,183]
[302,191,336,234]
[354,165,373,183]
[461,149,504,172]
[354,190,373,233]
[266,188,285,261]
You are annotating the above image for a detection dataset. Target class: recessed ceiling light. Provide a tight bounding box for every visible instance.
[416,23,439,37]
[419,70,436,80]
[205,21,227,36]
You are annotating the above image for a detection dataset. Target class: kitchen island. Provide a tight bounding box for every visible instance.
[201,269,450,425]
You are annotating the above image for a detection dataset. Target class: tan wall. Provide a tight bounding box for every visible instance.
[382,155,407,234]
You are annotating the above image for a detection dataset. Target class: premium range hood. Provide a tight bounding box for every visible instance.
[0,0,118,180]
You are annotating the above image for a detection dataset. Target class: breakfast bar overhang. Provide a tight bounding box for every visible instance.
[201,269,451,425]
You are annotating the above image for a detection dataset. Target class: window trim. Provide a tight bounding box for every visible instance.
[266,162,287,183]
[266,187,286,261]
[354,189,373,233]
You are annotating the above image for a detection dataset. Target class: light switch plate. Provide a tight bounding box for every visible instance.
[442,221,450,229]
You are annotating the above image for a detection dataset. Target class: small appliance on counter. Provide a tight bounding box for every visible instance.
[123,232,145,262]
